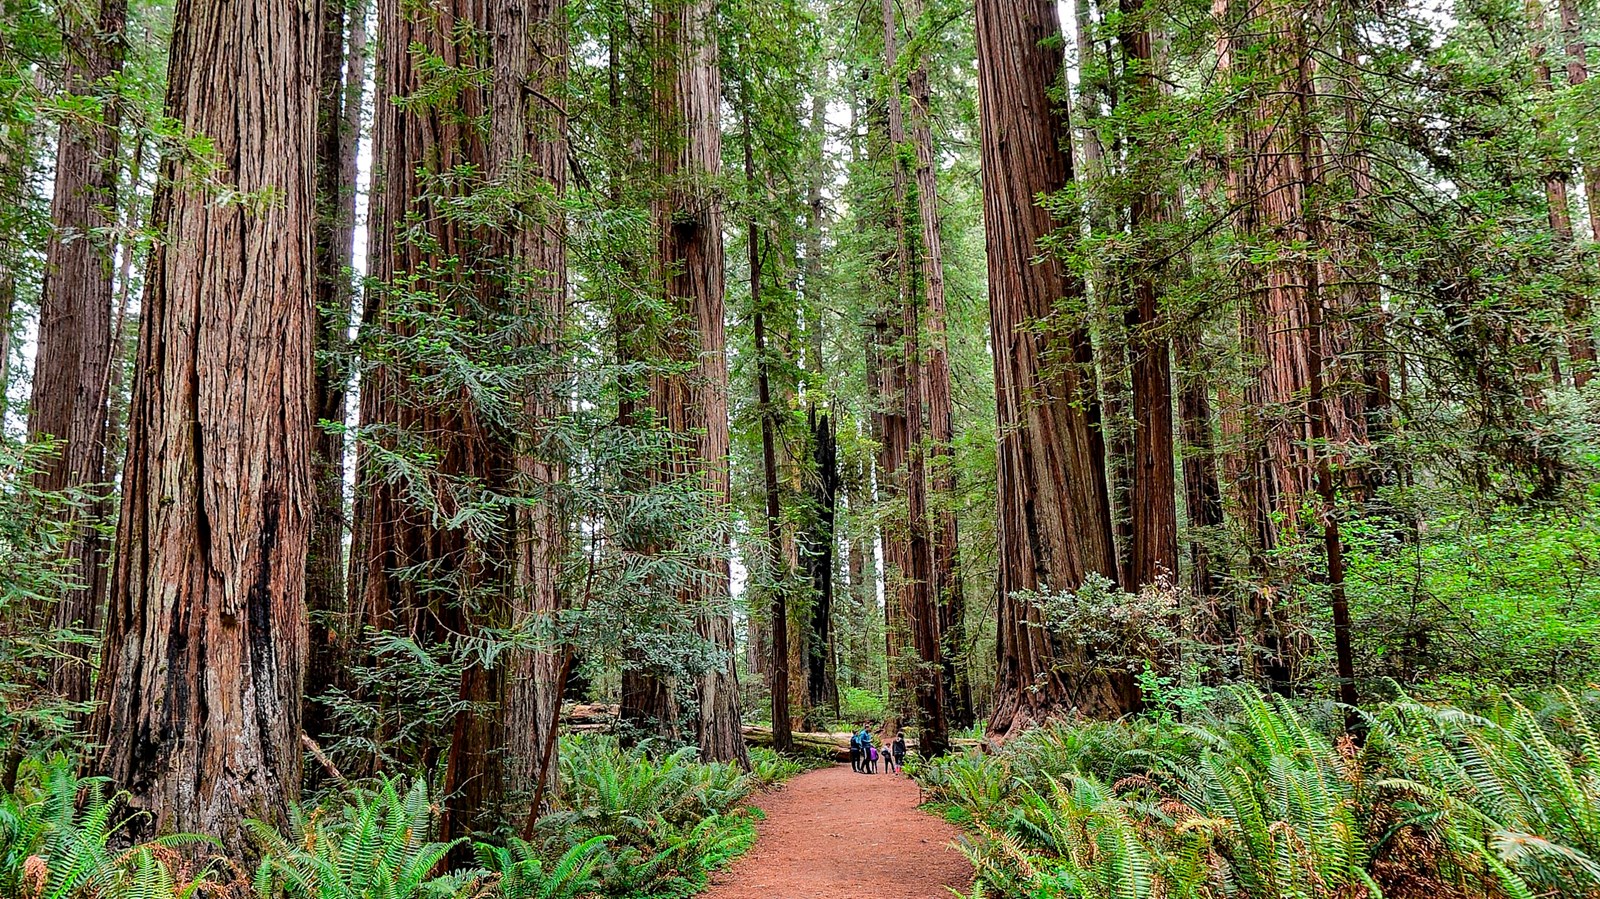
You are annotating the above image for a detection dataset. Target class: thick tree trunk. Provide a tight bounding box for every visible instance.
[975,0,1124,734]
[802,410,840,719]
[880,0,947,754]
[1175,332,1226,607]
[358,0,560,844]
[499,0,569,816]
[634,0,746,765]
[1215,0,1317,692]
[27,0,127,709]
[304,0,367,749]
[92,0,318,860]
[903,0,971,730]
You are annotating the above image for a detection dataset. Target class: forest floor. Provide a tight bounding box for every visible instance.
[700,763,973,899]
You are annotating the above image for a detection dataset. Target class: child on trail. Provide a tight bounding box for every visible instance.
[882,742,898,774]
[867,743,878,774]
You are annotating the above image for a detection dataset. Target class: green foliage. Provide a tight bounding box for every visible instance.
[924,690,1600,899]
[249,777,475,899]
[0,756,214,899]
[0,443,93,751]
[473,836,609,899]
[527,735,757,897]
[1346,503,1600,693]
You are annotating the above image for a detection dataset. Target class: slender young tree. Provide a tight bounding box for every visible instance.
[93,0,320,859]
[974,0,1123,733]
[304,0,368,748]
[26,0,127,708]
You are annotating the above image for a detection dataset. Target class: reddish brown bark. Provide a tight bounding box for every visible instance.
[974,0,1124,733]
[357,0,565,844]
[1118,0,1180,592]
[880,0,947,753]
[92,0,318,859]
[500,0,569,812]
[903,0,971,730]
[27,0,127,709]
[1560,0,1600,244]
[1536,0,1597,385]
[628,0,746,764]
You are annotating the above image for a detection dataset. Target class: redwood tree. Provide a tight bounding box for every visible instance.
[27,0,127,708]
[974,0,1124,733]
[626,0,746,764]
[93,0,320,858]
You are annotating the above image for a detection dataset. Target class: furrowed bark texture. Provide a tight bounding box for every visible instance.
[974,0,1124,734]
[1216,0,1315,690]
[358,0,564,845]
[1560,0,1600,246]
[499,0,569,812]
[630,0,746,764]
[93,0,319,860]
[903,0,971,730]
[1531,2,1596,384]
[1119,0,1180,593]
[28,0,127,708]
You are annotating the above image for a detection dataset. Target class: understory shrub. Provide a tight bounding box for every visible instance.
[919,689,1600,899]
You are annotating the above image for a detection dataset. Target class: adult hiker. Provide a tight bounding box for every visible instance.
[849,730,863,773]
[892,734,907,772]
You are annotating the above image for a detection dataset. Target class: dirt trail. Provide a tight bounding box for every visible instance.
[700,763,973,899]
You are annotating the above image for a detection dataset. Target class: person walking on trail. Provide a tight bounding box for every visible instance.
[867,743,878,774]
[848,731,862,773]
[856,727,873,774]
[881,742,898,774]
[892,734,907,771]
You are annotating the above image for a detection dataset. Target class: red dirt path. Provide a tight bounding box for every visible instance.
[700,763,974,899]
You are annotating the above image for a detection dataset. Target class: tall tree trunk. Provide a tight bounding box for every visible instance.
[1118,0,1180,594]
[358,0,533,843]
[1530,4,1593,384]
[92,0,319,860]
[304,0,368,749]
[800,87,840,720]
[636,0,746,764]
[1560,0,1600,244]
[904,0,971,730]
[1175,331,1226,605]
[27,0,127,710]
[974,0,1124,734]
[1215,0,1317,692]
[803,409,840,717]
[880,0,946,754]
[501,0,569,816]
[749,108,792,754]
